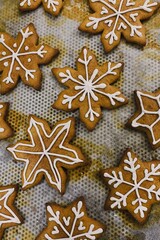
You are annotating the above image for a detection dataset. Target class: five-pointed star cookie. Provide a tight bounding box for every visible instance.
[52,47,128,130]
[0,103,13,140]
[102,149,160,223]
[79,0,159,52]
[36,197,105,240]
[0,185,22,239]
[8,116,85,194]
[0,23,59,94]
[19,0,63,16]
[128,90,160,150]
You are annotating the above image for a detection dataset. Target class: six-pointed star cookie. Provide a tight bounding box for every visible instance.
[101,149,160,223]
[52,47,128,130]
[128,90,160,149]
[7,116,85,194]
[19,0,63,16]
[0,23,59,94]
[0,103,13,140]
[0,185,22,239]
[36,197,105,240]
[79,0,159,52]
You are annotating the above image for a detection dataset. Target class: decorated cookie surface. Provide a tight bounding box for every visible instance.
[36,197,105,239]
[128,90,160,150]
[79,0,159,52]
[52,47,128,130]
[8,116,85,194]
[0,23,59,94]
[0,185,22,239]
[102,149,160,223]
[0,103,13,140]
[19,0,63,16]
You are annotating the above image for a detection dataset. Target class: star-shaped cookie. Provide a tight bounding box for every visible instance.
[0,185,22,239]
[128,90,160,150]
[0,103,13,140]
[36,197,105,239]
[52,47,128,130]
[19,0,63,16]
[79,0,159,52]
[0,23,59,94]
[102,149,160,223]
[8,116,85,194]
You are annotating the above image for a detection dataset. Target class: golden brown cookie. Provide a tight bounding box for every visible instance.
[19,0,63,16]
[0,23,59,94]
[79,0,159,52]
[101,149,160,224]
[7,116,85,194]
[0,102,13,140]
[36,197,105,239]
[127,90,160,150]
[52,47,128,130]
[0,185,22,239]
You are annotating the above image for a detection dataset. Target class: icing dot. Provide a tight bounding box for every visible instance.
[16,67,20,71]
[13,43,17,48]
[0,206,2,209]
[25,46,29,51]
[2,51,6,56]
[4,62,8,67]
[0,128,4,133]
[0,105,3,109]
[28,58,31,63]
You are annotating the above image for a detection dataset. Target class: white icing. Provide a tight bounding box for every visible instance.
[132,91,160,146]
[0,187,21,225]
[4,62,8,67]
[44,200,103,239]
[28,58,31,63]
[20,0,60,13]
[8,117,84,192]
[0,26,47,84]
[44,0,59,12]
[0,104,4,133]
[86,0,158,45]
[104,151,160,218]
[60,48,125,122]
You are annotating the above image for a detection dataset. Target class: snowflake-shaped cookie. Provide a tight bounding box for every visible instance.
[128,90,160,150]
[52,47,128,130]
[0,23,58,94]
[0,103,13,140]
[36,197,105,240]
[0,185,22,239]
[102,149,160,223]
[19,0,63,16]
[79,0,159,52]
[8,116,85,194]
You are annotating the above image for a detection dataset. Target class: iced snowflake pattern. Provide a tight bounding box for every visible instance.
[53,47,127,130]
[80,0,159,51]
[37,198,105,240]
[20,0,62,16]
[0,23,57,94]
[130,91,160,149]
[103,150,160,222]
[8,116,85,193]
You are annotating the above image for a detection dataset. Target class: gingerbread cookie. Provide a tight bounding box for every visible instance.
[102,149,160,223]
[19,0,63,16]
[79,0,159,52]
[0,23,59,94]
[0,185,22,239]
[52,47,128,130]
[0,103,13,140]
[36,197,105,239]
[8,116,85,194]
[127,90,160,150]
